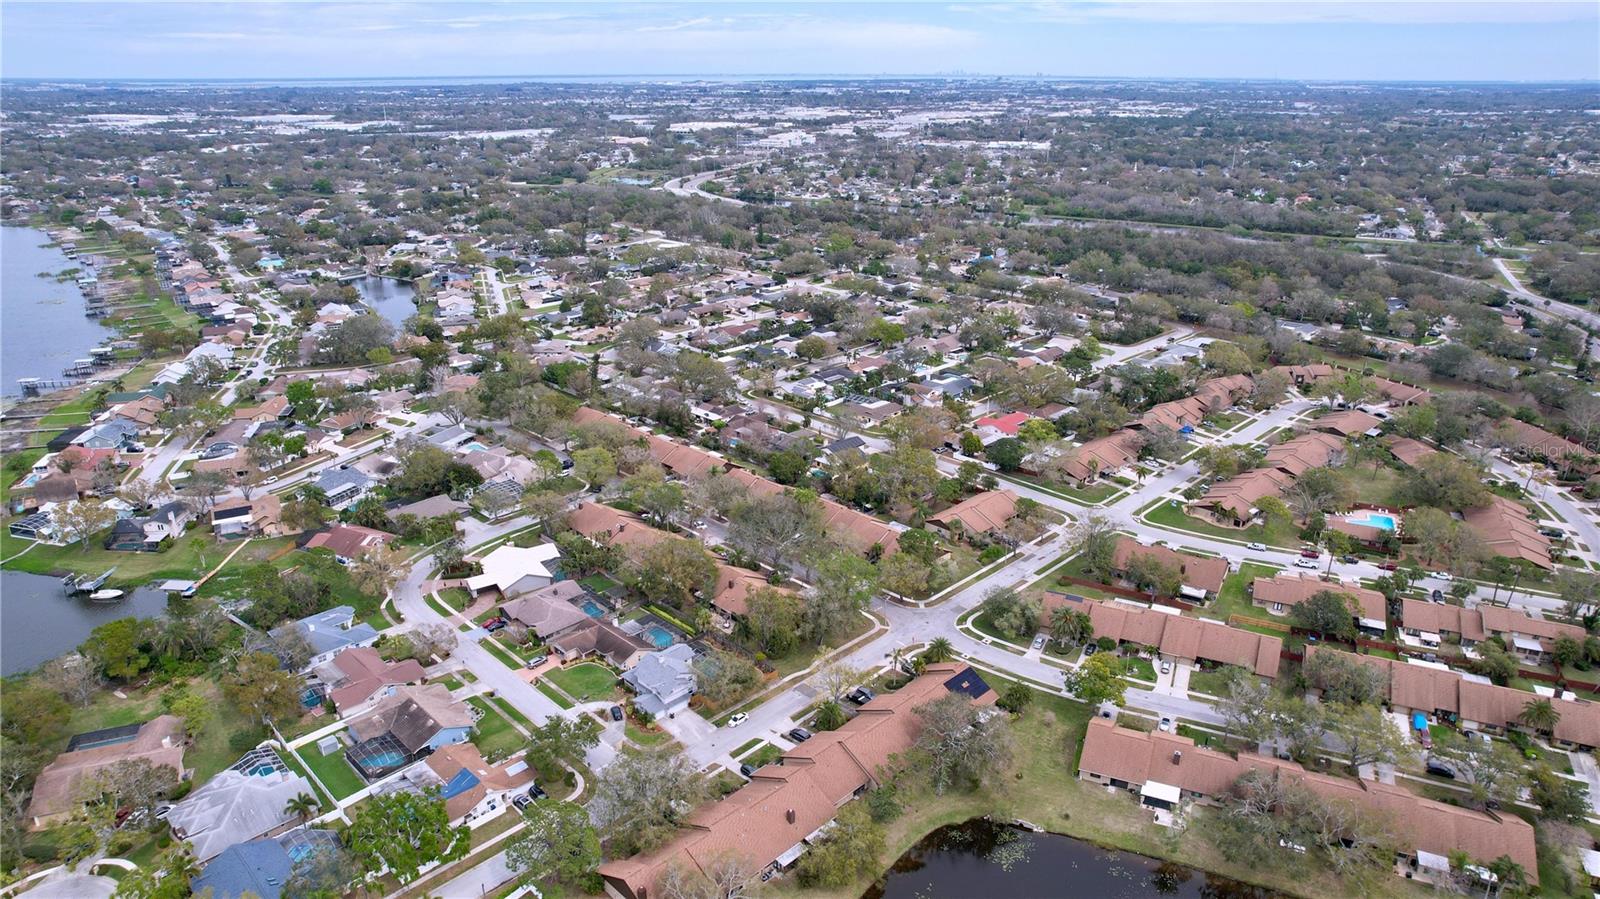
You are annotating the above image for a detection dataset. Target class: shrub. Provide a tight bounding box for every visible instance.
[229,727,268,754]
[978,544,1009,564]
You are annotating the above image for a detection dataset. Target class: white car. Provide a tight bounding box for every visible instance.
[725,713,748,728]
[1245,542,1266,552]
[1158,716,1175,732]
[1292,558,1319,570]
[1432,571,1453,581]
[1159,661,1172,676]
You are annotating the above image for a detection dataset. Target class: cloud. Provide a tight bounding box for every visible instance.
[637,16,715,32]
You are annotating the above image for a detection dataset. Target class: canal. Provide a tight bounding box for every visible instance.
[0,571,169,676]
[864,819,1276,899]
[351,274,417,328]
[1,226,114,396]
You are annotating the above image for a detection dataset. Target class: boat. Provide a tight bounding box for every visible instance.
[89,589,125,602]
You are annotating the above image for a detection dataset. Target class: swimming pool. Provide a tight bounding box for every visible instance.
[461,441,490,453]
[579,598,606,619]
[1344,510,1398,531]
[642,625,675,649]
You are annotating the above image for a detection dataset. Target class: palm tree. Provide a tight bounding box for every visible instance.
[284,792,319,827]
[1517,697,1560,735]
[925,637,954,664]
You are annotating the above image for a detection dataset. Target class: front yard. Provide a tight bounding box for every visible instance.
[543,662,618,703]
[1143,500,1299,548]
[1204,561,1284,623]
[466,696,524,762]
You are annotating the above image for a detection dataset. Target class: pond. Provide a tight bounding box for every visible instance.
[350,274,417,328]
[1,225,114,396]
[863,819,1276,899]
[0,571,169,675]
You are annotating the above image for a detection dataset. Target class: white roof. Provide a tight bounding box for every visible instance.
[1512,635,1544,653]
[1582,849,1600,878]
[1417,849,1452,872]
[1140,780,1182,804]
[165,769,311,862]
[466,543,561,594]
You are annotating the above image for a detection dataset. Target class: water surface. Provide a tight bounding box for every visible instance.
[1,226,114,396]
[351,275,417,328]
[864,819,1276,899]
[0,571,169,675]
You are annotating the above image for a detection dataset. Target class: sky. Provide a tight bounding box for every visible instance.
[1,1,1596,83]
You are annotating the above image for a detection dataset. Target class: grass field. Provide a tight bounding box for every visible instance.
[467,697,524,762]
[62,679,264,786]
[544,662,617,703]
[535,680,574,710]
[1143,500,1298,547]
[294,735,366,800]
[1206,561,1284,622]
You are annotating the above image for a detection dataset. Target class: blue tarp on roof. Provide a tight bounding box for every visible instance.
[441,767,481,800]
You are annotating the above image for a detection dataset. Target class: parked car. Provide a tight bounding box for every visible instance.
[739,763,757,778]
[609,705,624,722]
[1083,643,1099,656]
[1292,558,1319,570]
[1299,549,1320,559]
[726,712,749,728]
[1159,660,1172,676]
[787,727,813,743]
[1379,561,1398,571]
[483,617,507,632]
[513,793,532,811]
[1539,527,1565,539]
[1245,542,1267,551]
[1030,634,1046,651]
[847,688,876,705]
[1432,571,1453,581]
[1425,760,1456,779]
[1158,716,1174,733]
[529,783,547,800]
[1340,555,1358,564]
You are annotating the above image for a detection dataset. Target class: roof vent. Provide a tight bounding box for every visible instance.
[1171,750,1182,765]
[786,809,796,824]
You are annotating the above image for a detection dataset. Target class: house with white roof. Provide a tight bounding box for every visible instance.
[465,543,562,599]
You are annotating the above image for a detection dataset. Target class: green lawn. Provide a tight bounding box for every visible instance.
[488,695,535,731]
[1001,472,1123,505]
[1122,655,1156,682]
[625,723,674,748]
[1206,561,1284,622]
[731,737,764,758]
[58,679,266,786]
[741,743,784,769]
[535,680,574,710]
[544,663,618,703]
[295,736,366,800]
[578,574,619,593]
[479,639,524,672]
[439,587,473,612]
[1187,666,1246,697]
[1,531,230,584]
[433,675,464,691]
[1143,500,1298,547]
[467,697,524,762]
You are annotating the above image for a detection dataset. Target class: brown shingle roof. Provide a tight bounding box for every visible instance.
[1086,601,1281,677]
[1461,495,1553,570]
[1111,538,1229,596]
[1251,572,1386,622]
[927,490,1019,535]
[27,716,186,824]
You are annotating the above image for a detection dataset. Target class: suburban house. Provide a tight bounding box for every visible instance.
[465,542,563,598]
[105,500,194,551]
[500,580,593,637]
[1076,718,1537,886]
[1073,597,1282,679]
[1398,600,1584,662]
[926,489,1019,539]
[312,468,373,510]
[1311,409,1383,438]
[598,664,996,899]
[1249,572,1387,633]
[1051,430,1142,485]
[1198,431,1347,525]
[1461,495,1554,570]
[709,565,796,625]
[271,606,380,669]
[165,766,314,861]
[304,523,394,564]
[345,685,476,780]
[390,494,469,521]
[547,618,652,670]
[620,643,698,716]
[1386,437,1440,469]
[316,646,427,713]
[1110,537,1229,602]
[190,830,342,899]
[211,495,282,538]
[26,716,187,830]
[973,411,1031,443]
[415,743,534,822]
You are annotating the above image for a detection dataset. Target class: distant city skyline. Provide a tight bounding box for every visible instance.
[2,1,1596,83]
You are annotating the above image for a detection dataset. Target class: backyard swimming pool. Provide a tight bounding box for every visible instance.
[579,598,606,618]
[1344,510,1398,531]
[642,625,675,648]
[461,441,490,453]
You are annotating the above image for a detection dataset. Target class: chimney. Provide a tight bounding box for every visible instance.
[786,809,796,824]
[1171,751,1182,765]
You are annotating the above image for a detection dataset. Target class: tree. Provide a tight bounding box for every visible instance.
[1556,569,1600,620]
[1049,608,1093,648]
[1528,765,1590,823]
[161,683,214,736]
[284,843,362,899]
[112,843,199,899]
[525,716,602,776]
[726,493,823,569]
[316,314,395,365]
[349,541,407,598]
[628,539,716,611]
[81,757,178,830]
[1303,649,1388,706]
[37,655,104,707]
[1518,697,1561,735]
[924,637,953,663]
[794,335,829,360]
[224,651,303,724]
[659,851,766,899]
[1395,454,1490,510]
[590,749,708,855]
[1325,703,1414,774]
[57,499,116,552]
[1474,639,1520,685]
[980,586,1039,641]
[1074,513,1120,579]
[909,692,1014,795]
[506,800,601,887]
[79,618,151,681]
[743,587,803,656]
[1215,667,1275,743]
[984,437,1025,472]
[1210,769,1389,878]
[1203,340,1253,375]
[795,803,885,888]
[804,550,879,644]
[571,446,616,488]
[1063,653,1127,707]
[1431,731,1526,810]
[1288,591,1357,640]
[346,788,469,883]
[409,623,458,661]
[1405,506,1484,572]
[694,649,761,708]
[285,791,319,826]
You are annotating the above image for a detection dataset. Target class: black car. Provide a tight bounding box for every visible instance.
[1425,760,1455,779]
[847,687,876,705]
[1340,555,1358,564]
[739,763,757,778]
[787,727,813,743]
[609,705,624,721]
[528,783,548,800]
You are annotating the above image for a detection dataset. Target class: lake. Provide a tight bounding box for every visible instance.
[863,819,1276,899]
[351,275,417,328]
[0,571,169,675]
[1,225,114,396]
